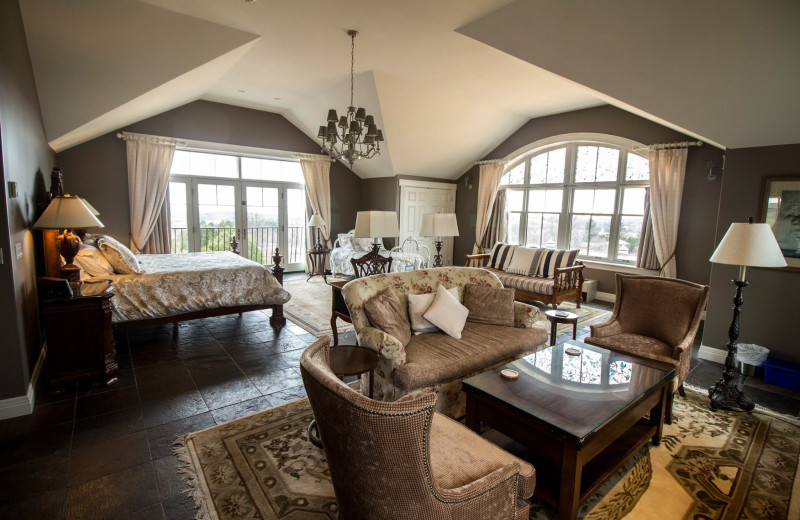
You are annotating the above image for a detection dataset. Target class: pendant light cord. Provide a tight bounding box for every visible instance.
[349,30,356,108]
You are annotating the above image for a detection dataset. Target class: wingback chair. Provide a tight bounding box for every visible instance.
[300,338,536,520]
[584,274,709,423]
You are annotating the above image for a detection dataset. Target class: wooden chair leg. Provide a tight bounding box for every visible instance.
[665,392,674,425]
[677,384,686,397]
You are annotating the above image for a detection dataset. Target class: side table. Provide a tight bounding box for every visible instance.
[329,345,379,398]
[328,278,353,346]
[307,248,330,282]
[545,309,579,346]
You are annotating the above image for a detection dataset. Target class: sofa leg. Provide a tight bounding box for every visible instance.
[678,384,686,397]
[665,392,674,425]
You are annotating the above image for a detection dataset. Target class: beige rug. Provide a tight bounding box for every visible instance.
[175,388,800,519]
[283,276,609,338]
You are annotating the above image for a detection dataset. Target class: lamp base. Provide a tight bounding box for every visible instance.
[433,240,443,268]
[59,264,82,296]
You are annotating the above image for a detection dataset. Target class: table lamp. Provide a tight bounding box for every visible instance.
[354,211,399,256]
[419,213,459,267]
[308,214,326,250]
[708,218,786,412]
[34,195,104,286]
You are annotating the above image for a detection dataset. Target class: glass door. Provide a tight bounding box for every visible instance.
[243,182,306,271]
[191,180,241,253]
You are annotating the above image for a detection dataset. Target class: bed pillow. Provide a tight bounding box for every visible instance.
[351,236,377,252]
[488,242,517,271]
[364,288,411,346]
[537,248,580,279]
[464,284,515,327]
[423,285,469,339]
[505,246,545,276]
[337,233,352,249]
[407,287,460,334]
[97,235,142,275]
[72,244,115,278]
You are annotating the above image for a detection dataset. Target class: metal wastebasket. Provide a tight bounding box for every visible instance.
[737,344,769,377]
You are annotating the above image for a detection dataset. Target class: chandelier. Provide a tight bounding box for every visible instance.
[317,30,383,167]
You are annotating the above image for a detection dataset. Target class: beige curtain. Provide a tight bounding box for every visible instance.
[124,135,176,254]
[143,202,171,254]
[480,188,507,249]
[636,187,660,270]
[474,161,506,253]
[300,156,333,270]
[648,148,688,278]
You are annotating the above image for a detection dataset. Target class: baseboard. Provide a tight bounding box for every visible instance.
[0,344,45,420]
[698,344,727,364]
[595,291,616,303]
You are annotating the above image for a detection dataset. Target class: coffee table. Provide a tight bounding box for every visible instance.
[463,341,674,520]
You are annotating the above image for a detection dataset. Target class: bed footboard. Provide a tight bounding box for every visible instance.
[270,248,286,328]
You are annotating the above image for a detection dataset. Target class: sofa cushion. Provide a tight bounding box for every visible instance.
[423,285,469,339]
[464,284,515,326]
[393,322,547,390]
[489,242,517,271]
[506,247,545,276]
[585,334,676,366]
[364,289,411,346]
[408,287,460,334]
[487,268,555,296]
[537,248,579,279]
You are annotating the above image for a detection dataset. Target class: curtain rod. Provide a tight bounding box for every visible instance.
[637,140,704,151]
[474,159,508,165]
[293,153,335,162]
[116,131,186,146]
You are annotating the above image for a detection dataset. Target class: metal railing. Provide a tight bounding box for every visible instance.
[170,226,305,265]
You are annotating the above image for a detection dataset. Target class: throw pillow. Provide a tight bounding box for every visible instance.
[408,287,460,334]
[73,243,115,278]
[423,285,469,339]
[505,246,545,276]
[97,235,142,275]
[463,284,515,327]
[488,242,517,271]
[537,248,580,279]
[364,289,412,346]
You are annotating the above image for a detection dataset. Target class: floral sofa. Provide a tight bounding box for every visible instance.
[341,267,549,418]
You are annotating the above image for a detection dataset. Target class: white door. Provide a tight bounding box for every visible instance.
[399,180,457,265]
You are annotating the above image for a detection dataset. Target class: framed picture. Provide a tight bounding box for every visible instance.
[761,176,800,271]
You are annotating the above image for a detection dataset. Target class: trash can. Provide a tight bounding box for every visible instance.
[737,344,769,377]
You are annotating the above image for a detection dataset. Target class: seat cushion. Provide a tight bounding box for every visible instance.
[585,334,678,367]
[429,412,535,499]
[487,268,555,296]
[393,323,547,390]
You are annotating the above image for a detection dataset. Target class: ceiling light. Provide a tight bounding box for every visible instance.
[317,30,383,168]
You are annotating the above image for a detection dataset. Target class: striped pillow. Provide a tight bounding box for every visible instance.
[489,243,517,271]
[537,249,579,279]
[505,247,545,276]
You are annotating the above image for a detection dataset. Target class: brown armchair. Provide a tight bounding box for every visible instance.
[300,338,536,520]
[584,274,709,423]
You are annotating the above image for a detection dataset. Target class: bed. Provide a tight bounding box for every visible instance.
[330,232,429,276]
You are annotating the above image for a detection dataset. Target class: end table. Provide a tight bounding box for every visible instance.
[307,248,330,282]
[545,309,579,346]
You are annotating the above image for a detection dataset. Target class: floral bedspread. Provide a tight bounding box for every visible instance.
[92,252,291,323]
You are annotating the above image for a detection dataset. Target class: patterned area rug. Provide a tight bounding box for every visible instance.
[283,277,609,337]
[175,388,800,519]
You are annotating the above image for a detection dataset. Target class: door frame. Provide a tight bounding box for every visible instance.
[398,179,457,265]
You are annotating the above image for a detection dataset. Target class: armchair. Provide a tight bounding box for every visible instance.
[300,338,536,520]
[584,274,709,423]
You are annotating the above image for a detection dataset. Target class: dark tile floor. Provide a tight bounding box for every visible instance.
[1,295,798,519]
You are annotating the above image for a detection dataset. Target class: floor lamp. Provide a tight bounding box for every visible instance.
[708,218,786,412]
[419,213,459,267]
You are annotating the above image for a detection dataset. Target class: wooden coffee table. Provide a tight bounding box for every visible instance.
[463,342,674,520]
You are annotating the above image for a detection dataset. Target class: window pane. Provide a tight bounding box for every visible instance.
[530,154,548,184]
[217,185,235,206]
[621,187,646,215]
[625,153,650,181]
[168,182,188,254]
[570,215,611,257]
[525,213,543,247]
[282,162,305,184]
[573,189,615,214]
[528,189,563,213]
[170,151,191,174]
[572,190,594,213]
[171,151,238,178]
[242,157,305,183]
[529,147,565,185]
[507,213,521,245]
[215,155,237,178]
[501,163,525,185]
[570,215,591,255]
[542,214,559,249]
[618,216,643,262]
[575,146,619,183]
[507,189,524,211]
[197,184,217,205]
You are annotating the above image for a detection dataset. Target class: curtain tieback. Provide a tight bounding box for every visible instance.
[658,250,676,275]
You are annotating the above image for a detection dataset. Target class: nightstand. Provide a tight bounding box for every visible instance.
[40,281,118,393]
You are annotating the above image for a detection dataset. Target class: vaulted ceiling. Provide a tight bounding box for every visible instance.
[20,0,800,179]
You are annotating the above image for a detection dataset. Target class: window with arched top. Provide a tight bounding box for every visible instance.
[500,138,649,264]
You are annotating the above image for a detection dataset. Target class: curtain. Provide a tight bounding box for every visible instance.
[480,188,507,249]
[648,148,688,278]
[143,202,171,254]
[300,156,333,271]
[473,161,506,253]
[636,187,660,270]
[124,135,176,254]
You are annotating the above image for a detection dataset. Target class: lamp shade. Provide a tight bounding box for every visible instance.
[307,214,326,227]
[353,211,399,238]
[709,222,787,267]
[34,195,104,230]
[419,213,459,238]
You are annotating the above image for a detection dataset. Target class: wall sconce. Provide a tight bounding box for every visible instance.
[464,175,472,190]
[706,156,725,181]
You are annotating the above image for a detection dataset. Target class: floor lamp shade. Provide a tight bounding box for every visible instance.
[353,211,399,239]
[710,222,786,268]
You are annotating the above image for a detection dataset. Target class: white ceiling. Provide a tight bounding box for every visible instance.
[19,0,800,180]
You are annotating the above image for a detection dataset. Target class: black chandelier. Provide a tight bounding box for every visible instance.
[317,30,383,167]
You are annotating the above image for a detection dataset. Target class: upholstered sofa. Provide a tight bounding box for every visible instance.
[341,267,549,417]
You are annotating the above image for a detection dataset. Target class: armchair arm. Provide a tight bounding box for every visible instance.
[356,326,407,366]
[465,253,491,268]
[514,302,546,328]
[589,319,622,338]
[553,261,584,292]
[435,462,524,505]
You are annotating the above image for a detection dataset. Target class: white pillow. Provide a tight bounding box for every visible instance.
[97,235,142,274]
[72,244,115,277]
[506,246,545,276]
[423,285,469,339]
[408,287,460,334]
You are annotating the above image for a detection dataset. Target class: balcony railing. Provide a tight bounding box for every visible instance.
[170,226,306,266]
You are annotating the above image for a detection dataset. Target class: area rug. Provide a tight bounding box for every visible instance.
[174,388,800,519]
[283,276,609,338]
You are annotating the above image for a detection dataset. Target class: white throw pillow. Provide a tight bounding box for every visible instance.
[506,246,546,276]
[97,235,142,274]
[72,244,115,277]
[423,285,469,339]
[408,287,460,334]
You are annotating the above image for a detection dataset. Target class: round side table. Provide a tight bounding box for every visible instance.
[329,345,379,398]
[545,309,579,346]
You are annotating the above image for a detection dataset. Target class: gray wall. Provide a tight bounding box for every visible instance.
[56,100,362,244]
[0,0,55,400]
[704,144,800,363]
[454,105,725,292]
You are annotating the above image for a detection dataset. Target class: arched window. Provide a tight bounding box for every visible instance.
[500,136,649,264]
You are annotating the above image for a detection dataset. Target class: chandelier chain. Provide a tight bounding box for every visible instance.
[350,31,355,108]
